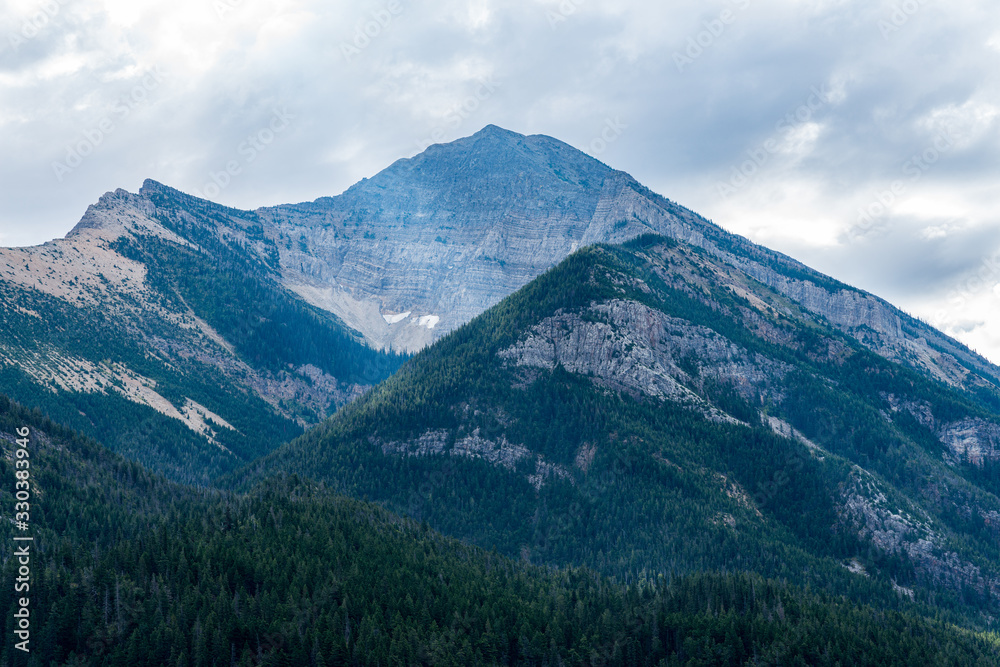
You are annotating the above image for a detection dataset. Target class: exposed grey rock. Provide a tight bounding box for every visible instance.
[377,429,450,457]
[452,429,531,470]
[498,298,790,423]
[257,127,709,352]
[938,419,1000,466]
[374,426,570,489]
[836,466,999,597]
[883,393,1000,466]
[765,416,823,454]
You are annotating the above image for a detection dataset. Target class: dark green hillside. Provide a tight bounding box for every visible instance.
[3,394,999,666]
[237,237,1000,624]
[0,279,301,484]
[0,184,403,485]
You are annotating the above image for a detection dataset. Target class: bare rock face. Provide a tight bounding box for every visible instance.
[258,126,708,352]
[938,419,1000,466]
[240,125,1000,401]
[838,466,1000,598]
[373,426,569,490]
[499,298,790,423]
[883,393,1000,466]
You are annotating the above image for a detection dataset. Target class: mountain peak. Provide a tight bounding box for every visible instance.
[140,178,169,193]
[469,124,523,141]
[475,123,516,135]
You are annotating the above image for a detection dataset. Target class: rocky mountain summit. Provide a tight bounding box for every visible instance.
[259,126,1000,405]
[259,124,714,351]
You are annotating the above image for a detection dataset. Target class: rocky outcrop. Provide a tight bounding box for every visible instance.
[452,429,532,470]
[374,427,570,490]
[884,393,1000,466]
[837,466,1000,597]
[937,419,1000,466]
[499,298,789,422]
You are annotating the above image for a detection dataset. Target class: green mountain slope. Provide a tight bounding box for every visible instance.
[0,185,404,484]
[3,394,1000,666]
[237,236,1000,626]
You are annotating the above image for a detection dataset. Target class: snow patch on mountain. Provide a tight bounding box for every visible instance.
[383,311,412,324]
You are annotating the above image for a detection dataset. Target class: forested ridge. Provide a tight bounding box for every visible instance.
[0,277,303,485]
[111,186,407,387]
[236,237,1000,627]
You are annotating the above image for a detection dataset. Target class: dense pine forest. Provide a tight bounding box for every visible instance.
[4,395,1000,665]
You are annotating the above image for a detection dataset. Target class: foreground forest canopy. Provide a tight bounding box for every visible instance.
[3,395,1000,665]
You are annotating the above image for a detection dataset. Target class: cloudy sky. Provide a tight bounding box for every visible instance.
[2,0,999,362]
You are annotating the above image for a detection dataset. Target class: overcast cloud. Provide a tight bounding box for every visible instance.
[1,0,999,362]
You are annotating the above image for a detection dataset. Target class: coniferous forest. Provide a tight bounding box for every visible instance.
[4,395,1000,665]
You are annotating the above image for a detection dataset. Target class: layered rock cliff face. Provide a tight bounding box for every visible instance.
[497,298,791,424]
[883,393,1000,466]
[258,126,711,352]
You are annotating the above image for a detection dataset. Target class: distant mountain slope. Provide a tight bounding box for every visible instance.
[3,393,999,666]
[0,185,403,483]
[238,236,1000,626]
[261,124,717,352]
[261,125,1000,406]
